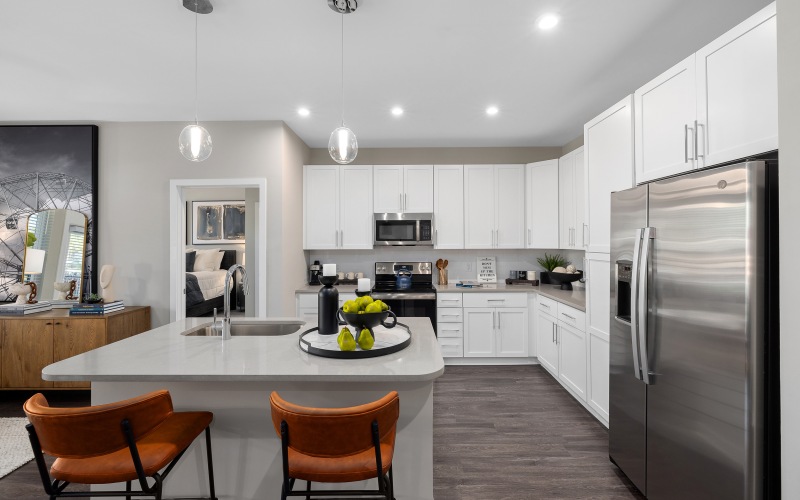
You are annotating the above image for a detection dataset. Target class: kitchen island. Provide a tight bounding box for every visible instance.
[42,316,444,500]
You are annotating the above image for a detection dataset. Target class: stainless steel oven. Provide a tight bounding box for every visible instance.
[371,261,437,334]
[374,213,433,246]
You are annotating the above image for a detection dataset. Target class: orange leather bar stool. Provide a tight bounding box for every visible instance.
[269,391,400,500]
[23,390,217,500]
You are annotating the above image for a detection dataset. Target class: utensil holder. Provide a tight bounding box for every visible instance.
[438,268,448,285]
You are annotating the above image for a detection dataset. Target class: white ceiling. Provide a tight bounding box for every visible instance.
[0,0,772,148]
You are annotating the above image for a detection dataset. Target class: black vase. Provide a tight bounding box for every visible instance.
[539,271,551,284]
[318,276,339,335]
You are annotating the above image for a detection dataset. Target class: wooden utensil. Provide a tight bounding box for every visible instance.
[436,258,444,270]
[443,259,449,269]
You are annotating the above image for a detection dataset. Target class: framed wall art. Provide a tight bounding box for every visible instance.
[191,200,245,245]
[0,125,98,301]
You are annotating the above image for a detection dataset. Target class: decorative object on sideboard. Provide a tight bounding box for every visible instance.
[536,252,570,285]
[99,264,116,302]
[53,281,71,300]
[178,0,213,162]
[318,265,339,335]
[65,280,77,300]
[9,282,36,305]
[83,293,103,304]
[327,0,358,164]
[548,270,583,291]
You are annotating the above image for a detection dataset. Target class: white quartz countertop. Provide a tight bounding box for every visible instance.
[42,316,444,383]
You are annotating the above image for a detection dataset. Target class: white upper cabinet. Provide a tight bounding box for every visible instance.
[525,160,560,249]
[464,164,525,249]
[558,147,585,250]
[584,95,635,254]
[433,165,464,249]
[695,2,777,167]
[373,165,433,213]
[634,54,697,184]
[304,165,373,250]
[635,3,777,184]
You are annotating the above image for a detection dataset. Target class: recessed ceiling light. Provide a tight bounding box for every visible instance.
[486,106,499,116]
[537,13,559,30]
[297,107,310,117]
[391,106,404,116]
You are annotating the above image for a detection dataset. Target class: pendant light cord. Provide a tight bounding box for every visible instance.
[194,0,199,125]
[340,12,345,128]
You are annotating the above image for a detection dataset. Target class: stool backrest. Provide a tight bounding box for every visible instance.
[24,390,174,458]
[270,391,399,458]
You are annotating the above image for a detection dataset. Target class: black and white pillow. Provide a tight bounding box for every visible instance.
[186,250,197,272]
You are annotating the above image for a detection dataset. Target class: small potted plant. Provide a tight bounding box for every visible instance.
[83,293,103,304]
[536,253,570,285]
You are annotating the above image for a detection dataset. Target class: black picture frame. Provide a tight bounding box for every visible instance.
[0,125,99,301]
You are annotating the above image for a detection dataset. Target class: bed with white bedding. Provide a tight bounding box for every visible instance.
[185,249,237,317]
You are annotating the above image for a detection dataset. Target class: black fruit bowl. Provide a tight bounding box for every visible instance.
[548,271,583,290]
[337,308,397,331]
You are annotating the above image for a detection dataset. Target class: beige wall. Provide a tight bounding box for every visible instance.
[777,0,799,495]
[280,123,310,316]
[98,121,305,326]
[561,135,584,156]
[307,147,562,165]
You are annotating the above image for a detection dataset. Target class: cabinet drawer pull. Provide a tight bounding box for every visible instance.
[562,314,576,321]
[441,313,461,317]
[45,322,52,326]
[54,322,62,325]
[441,328,461,332]
[441,299,460,302]
[540,303,551,309]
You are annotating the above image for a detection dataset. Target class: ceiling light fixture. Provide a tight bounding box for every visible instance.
[486,106,499,116]
[298,107,311,117]
[537,13,559,30]
[391,106,404,117]
[179,0,213,162]
[328,0,358,164]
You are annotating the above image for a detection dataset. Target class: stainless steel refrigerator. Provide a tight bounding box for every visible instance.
[609,160,780,499]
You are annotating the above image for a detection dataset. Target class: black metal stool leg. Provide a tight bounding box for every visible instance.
[204,427,217,500]
[306,479,311,500]
[126,479,132,500]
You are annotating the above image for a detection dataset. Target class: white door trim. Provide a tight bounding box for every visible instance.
[169,178,268,322]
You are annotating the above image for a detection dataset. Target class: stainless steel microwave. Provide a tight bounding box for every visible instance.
[374,213,434,246]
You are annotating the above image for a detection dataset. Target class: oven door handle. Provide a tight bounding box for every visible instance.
[371,292,437,301]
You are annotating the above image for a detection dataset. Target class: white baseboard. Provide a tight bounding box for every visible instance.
[443,357,540,366]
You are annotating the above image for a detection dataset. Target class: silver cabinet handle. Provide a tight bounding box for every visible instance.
[696,121,705,161]
[399,192,403,211]
[435,229,438,246]
[552,323,556,343]
[340,229,343,247]
[404,192,407,211]
[562,313,576,321]
[441,298,460,302]
[684,124,690,163]
[441,313,461,317]
[528,228,531,246]
[487,299,505,302]
[540,303,550,309]
[497,311,501,330]
[583,223,588,247]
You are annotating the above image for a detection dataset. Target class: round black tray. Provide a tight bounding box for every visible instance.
[298,323,412,359]
[548,271,583,290]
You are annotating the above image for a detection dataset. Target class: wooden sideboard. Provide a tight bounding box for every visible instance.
[0,306,151,389]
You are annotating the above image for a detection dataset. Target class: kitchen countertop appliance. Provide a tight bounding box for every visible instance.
[609,160,780,499]
[372,261,437,334]
[374,213,433,246]
[308,260,322,285]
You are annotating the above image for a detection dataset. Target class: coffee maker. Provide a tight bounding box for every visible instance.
[308,260,322,285]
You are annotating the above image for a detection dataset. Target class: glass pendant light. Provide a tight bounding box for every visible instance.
[180,0,212,162]
[328,4,357,164]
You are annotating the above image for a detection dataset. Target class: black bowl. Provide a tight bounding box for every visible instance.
[547,271,583,290]
[337,307,397,331]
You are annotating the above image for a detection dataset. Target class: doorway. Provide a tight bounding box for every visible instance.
[169,178,267,321]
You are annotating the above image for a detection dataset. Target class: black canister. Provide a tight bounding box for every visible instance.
[318,275,339,335]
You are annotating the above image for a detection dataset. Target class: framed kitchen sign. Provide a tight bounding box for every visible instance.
[191,200,245,245]
[477,256,497,283]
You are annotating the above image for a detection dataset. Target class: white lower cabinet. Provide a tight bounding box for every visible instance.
[535,309,559,375]
[536,296,590,405]
[437,294,464,357]
[463,293,528,358]
[558,322,587,401]
[588,333,610,423]
[295,292,357,321]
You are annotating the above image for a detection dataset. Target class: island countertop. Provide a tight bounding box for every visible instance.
[42,316,444,383]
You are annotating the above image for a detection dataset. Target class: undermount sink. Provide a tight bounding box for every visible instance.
[182,320,305,337]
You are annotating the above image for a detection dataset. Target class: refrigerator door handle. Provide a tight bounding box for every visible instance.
[630,228,644,380]
[639,227,655,385]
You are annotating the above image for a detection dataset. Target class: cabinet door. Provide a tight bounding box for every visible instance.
[54,318,105,388]
[584,96,634,253]
[463,165,495,249]
[403,165,434,213]
[494,164,525,249]
[536,311,559,376]
[304,165,339,249]
[297,307,318,324]
[433,165,464,249]
[373,165,404,213]
[558,154,575,249]
[696,3,777,167]
[339,165,373,249]
[558,322,587,401]
[585,253,611,344]
[1,319,53,388]
[463,308,495,357]
[573,148,586,248]
[634,54,697,184]
[496,308,528,357]
[526,160,559,248]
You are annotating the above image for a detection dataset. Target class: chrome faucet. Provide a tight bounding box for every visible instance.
[216,264,248,340]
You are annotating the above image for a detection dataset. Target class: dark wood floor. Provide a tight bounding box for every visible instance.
[1,366,644,499]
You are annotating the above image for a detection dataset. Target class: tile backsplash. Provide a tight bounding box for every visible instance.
[307,248,586,288]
